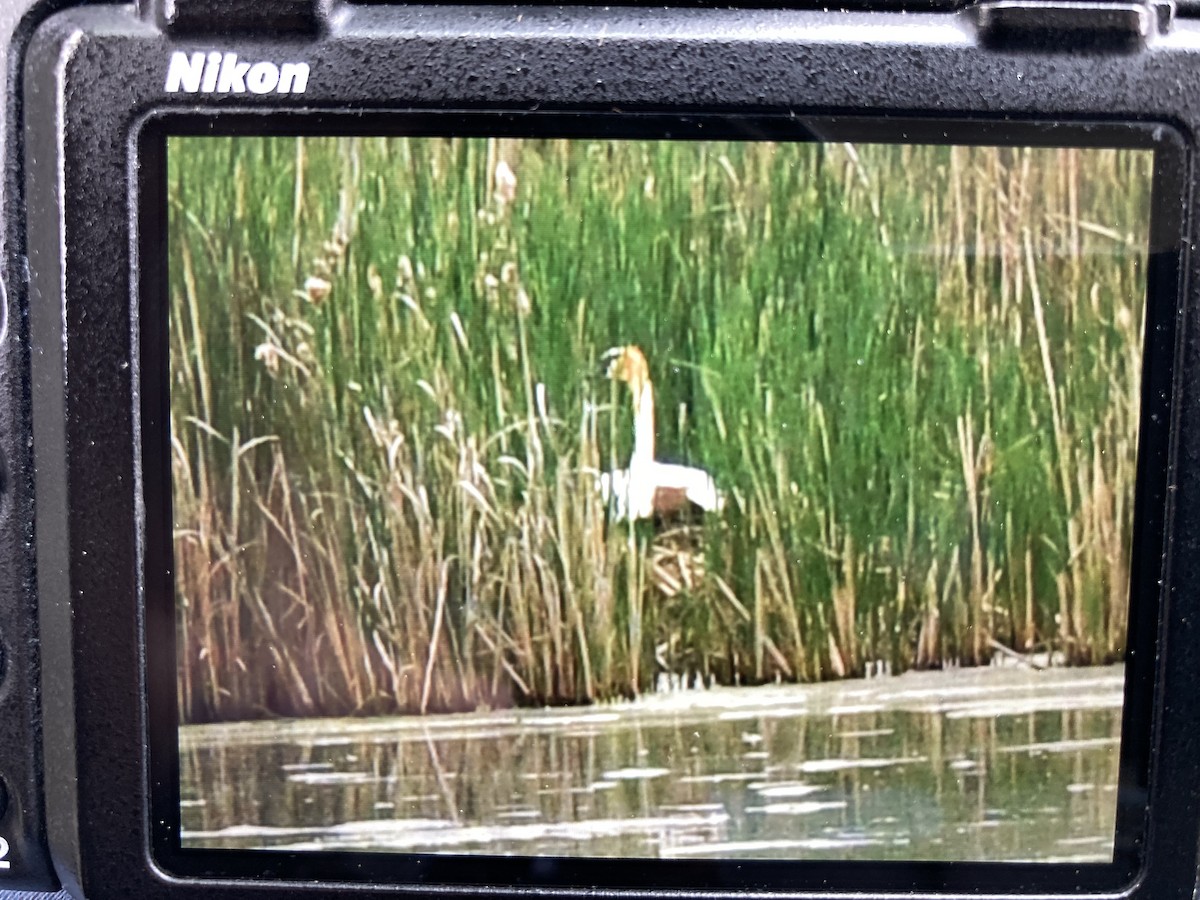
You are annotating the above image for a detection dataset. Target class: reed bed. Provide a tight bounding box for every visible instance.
[169,136,1152,723]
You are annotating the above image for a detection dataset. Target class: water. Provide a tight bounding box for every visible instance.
[180,664,1123,862]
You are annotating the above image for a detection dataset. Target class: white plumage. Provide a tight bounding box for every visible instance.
[600,345,724,523]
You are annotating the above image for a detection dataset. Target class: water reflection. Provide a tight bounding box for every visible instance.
[180,665,1123,862]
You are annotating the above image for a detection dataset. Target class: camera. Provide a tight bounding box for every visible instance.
[2,0,1200,896]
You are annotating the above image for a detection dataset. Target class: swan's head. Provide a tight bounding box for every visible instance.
[601,345,650,390]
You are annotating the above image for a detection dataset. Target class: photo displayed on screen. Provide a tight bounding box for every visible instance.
[169,135,1152,862]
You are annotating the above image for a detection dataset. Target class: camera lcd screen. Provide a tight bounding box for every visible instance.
[164,129,1158,869]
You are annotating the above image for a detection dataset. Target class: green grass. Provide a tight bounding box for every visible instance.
[169,136,1153,723]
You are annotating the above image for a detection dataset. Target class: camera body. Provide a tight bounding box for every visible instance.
[5,0,1200,897]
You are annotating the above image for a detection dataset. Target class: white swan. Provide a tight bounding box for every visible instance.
[599,345,724,522]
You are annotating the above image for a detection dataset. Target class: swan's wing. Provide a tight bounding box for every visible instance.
[601,464,722,521]
[651,462,724,512]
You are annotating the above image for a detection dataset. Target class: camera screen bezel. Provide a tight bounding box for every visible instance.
[138,111,1182,895]
[25,6,1200,898]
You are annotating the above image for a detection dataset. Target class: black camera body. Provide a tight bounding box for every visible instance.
[5,0,1200,897]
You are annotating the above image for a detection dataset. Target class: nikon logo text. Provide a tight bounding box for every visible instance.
[165,52,310,95]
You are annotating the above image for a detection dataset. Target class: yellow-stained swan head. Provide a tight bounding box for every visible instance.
[602,345,651,394]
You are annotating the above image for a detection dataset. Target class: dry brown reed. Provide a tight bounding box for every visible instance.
[170,137,1152,723]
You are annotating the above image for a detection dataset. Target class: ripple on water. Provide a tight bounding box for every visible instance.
[287,771,381,785]
[998,737,1120,754]
[798,757,926,773]
[664,836,880,857]
[602,767,671,780]
[677,772,763,784]
[748,801,848,816]
[218,813,733,854]
[751,783,827,799]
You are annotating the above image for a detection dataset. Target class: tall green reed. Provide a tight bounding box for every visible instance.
[170,136,1152,723]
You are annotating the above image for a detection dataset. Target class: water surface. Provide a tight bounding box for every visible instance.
[180,664,1123,862]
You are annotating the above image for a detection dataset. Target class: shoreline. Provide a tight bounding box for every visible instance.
[180,662,1124,751]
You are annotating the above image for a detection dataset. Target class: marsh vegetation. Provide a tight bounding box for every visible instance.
[169,136,1152,724]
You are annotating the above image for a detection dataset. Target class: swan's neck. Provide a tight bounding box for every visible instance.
[630,378,655,465]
